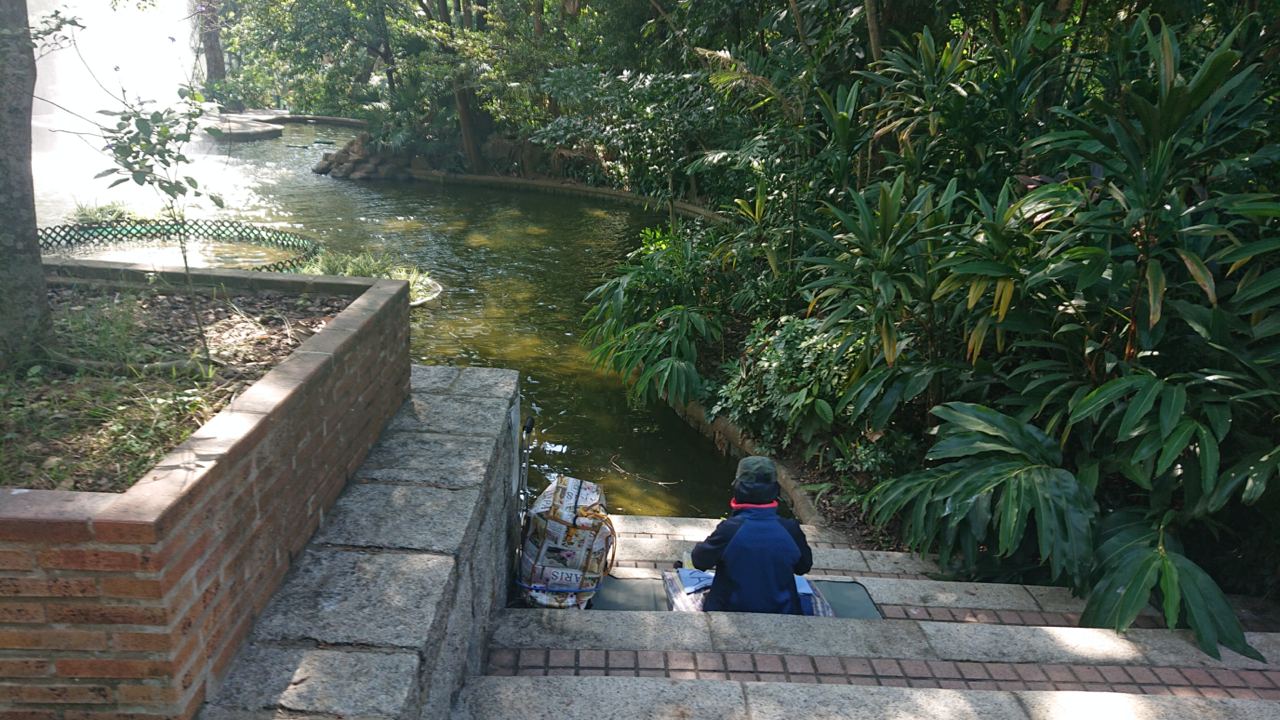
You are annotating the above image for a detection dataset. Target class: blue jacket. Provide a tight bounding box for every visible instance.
[690,504,813,614]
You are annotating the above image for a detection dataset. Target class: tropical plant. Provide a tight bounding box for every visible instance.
[582,227,725,407]
[862,19,1280,661]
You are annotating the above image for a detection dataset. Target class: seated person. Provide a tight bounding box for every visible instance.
[690,456,813,614]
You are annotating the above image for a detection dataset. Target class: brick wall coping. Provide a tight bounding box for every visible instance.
[1,259,407,548]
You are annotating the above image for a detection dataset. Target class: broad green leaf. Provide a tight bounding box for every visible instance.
[1196,425,1219,495]
[1155,419,1197,476]
[1070,376,1148,425]
[813,398,834,425]
[1170,553,1264,661]
[1118,378,1163,441]
[1202,404,1231,441]
[1082,542,1161,630]
[1146,261,1166,328]
[927,432,1022,460]
[1215,237,1280,265]
[1232,268,1280,307]
[1176,249,1217,305]
[949,260,1016,277]
[1159,555,1181,629]
[1158,385,1187,438]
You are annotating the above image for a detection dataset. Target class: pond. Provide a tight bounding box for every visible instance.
[34,124,740,517]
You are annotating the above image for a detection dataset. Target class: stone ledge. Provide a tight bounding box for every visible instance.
[207,366,521,720]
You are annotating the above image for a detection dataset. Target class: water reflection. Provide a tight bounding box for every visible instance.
[33,123,738,516]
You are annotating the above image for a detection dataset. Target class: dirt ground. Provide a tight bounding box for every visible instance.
[0,284,351,492]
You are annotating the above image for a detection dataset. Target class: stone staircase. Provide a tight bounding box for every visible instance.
[456,515,1280,719]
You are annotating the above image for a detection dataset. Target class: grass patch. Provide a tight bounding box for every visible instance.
[1,368,217,492]
[70,201,143,224]
[300,251,439,304]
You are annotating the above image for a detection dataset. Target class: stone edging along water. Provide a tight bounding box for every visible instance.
[204,111,369,140]
[0,259,409,720]
[407,170,727,225]
[670,400,826,528]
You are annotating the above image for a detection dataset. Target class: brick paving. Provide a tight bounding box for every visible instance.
[881,605,1086,627]
[487,647,1280,700]
[879,605,1280,631]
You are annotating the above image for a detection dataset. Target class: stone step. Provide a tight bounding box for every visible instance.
[612,513,851,545]
[452,675,1280,719]
[603,567,1092,626]
[488,608,1280,673]
[613,535,936,578]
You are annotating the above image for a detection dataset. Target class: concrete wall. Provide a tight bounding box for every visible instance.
[0,261,410,720]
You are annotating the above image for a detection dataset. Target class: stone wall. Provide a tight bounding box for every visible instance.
[203,366,522,720]
[0,261,410,720]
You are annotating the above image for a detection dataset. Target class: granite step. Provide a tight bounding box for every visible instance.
[453,675,1280,719]
[612,514,851,545]
[612,535,936,578]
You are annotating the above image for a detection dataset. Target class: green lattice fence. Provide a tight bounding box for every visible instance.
[38,220,321,273]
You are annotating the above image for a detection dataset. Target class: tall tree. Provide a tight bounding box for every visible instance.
[865,0,883,62]
[0,0,48,370]
[198,0,227,85]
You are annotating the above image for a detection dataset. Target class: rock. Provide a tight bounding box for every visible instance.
[329,162,354,179]
[347,132,372,160]
[311,159,333,175]
[348,161,377,180]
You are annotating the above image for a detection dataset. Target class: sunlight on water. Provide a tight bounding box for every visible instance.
[56,242,296,270]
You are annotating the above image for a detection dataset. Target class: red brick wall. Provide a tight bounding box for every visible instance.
[0,268,409,720]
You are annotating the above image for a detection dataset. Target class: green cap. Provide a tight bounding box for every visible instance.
[732,456,779,503]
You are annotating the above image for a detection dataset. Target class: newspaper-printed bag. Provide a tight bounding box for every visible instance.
[517,476,616,609]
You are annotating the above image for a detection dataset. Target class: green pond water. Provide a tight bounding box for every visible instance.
[35,124,739,517]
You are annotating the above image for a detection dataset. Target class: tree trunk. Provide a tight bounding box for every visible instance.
[0,0,49,370]
[199,0,226,85]
[864,0,883,62]
[454,85,483,172]
[437,0,450,23]
[532,0,544,36]
[461,0,472,29]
